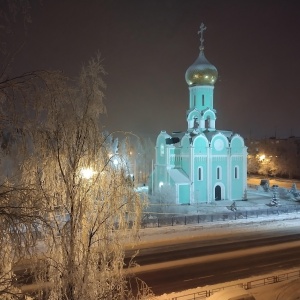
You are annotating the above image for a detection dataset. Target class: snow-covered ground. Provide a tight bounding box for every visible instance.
[134,189,300,300]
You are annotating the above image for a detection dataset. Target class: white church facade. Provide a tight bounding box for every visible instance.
[151,24,247,204]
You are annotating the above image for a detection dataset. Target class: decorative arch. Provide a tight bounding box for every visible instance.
[211,133,229,153]
[187,109,201,130]
[213,182,225,200]
[215,185,221,200]
[201,108,216,130]
[230,134,245,154]
[156,131,171,147]
[181,133,191,148]
[193,134,209,153]
[156,131,171,164]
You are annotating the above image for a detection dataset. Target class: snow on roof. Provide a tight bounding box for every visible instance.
[168,168,190,183]
[163,130,240,145]
[203,130,233,142]
[219,130,235,138]
[170,131,185,140]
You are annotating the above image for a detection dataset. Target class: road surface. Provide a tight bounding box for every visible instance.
[126,227,300,295]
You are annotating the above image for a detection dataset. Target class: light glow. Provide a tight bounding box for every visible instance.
[80,168,96,179]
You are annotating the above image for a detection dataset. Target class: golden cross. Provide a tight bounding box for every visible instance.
[198,22,207,50]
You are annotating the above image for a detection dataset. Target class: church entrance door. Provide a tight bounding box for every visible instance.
[215,185,221,200]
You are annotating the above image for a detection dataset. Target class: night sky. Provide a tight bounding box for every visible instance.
[12,0,300,140]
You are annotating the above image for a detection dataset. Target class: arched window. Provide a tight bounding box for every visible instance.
[194,117,199,129]
[234,166,239,179]
[205,117,210,129]
[216,166,222,180]
[198,167,203,181]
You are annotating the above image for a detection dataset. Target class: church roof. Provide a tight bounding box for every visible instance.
[164,130,238,146]
[185,50,218,86]
[171,131,185,139]
[165,131,185,146]
[168,168,190,184]
[203,130,234,142]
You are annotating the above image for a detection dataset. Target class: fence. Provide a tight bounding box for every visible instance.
[142,205,300,228]
[170,269,300,300]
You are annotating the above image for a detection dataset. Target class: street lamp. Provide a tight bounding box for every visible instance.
[80,168,96,180]
[258,154,266,161]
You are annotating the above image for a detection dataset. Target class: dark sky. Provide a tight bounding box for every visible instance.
[12,0,300,140]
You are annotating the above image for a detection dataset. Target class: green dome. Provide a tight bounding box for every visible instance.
[185,50,218,86]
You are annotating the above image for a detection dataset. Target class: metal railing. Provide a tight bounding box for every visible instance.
[170,269,300,300]
[142,205,300,228]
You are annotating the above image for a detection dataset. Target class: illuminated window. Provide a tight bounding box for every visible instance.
[217,166,222,180]
[198,167,203,181]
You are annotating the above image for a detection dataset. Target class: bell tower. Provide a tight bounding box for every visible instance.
[185,23,218,132]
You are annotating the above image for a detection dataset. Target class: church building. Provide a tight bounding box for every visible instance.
[152,24,247,204]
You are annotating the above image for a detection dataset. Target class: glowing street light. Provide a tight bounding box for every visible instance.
[80,168,96,180]
[259,154,266,161]
[108,153,119,166]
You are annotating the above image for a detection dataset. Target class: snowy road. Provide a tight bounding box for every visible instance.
[125,209,300,299]
[127,227,300,266]
[130,231,300,295]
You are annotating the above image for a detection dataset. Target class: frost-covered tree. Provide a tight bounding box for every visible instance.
[0,2,63,298]
[258,158,277,177]
[275,139,299,179]
[247,137,300,179]
[135,137,155,185]
[0,60,151,299]
[0,34,150,300]
[0,181,44,299]
[6,56,149,300]
[1,3,151,297]
[118,136,154,186]
[247,154,260,175]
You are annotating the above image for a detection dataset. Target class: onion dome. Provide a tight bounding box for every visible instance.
[185,23,218,86]
[185,50,218,86]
